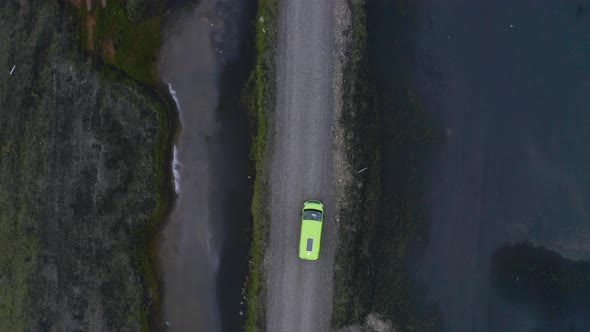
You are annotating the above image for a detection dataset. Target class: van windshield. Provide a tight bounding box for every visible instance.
[303,209,322,221]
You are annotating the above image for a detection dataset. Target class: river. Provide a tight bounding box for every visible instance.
[157,1,255,331]
[370,0,590,331]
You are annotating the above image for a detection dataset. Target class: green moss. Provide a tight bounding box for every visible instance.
[81,0,163,84]
[83,2,175,329]
[0,2,176,330]
[84,2,176,327]
[72,4,87,51]
[140,84,176,332]
[244,0,278,331]
[0,4,54,329]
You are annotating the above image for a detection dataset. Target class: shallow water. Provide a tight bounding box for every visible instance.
[370,0,590,331]
[157,1,255,331]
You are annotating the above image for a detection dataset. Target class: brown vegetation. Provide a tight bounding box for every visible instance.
[70,0,81,9]
[103,38,115,61]
[86,14,95,50]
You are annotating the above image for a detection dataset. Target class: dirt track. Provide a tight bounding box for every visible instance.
[265,0,338,331]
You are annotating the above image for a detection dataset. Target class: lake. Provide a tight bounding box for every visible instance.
[370,0,590,331]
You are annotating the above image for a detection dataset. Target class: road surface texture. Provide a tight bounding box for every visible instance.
[265,0,339,331]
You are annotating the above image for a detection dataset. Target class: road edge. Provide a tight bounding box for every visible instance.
[331,0,358,326]
[244,0,279,331]
[330,0,384,329]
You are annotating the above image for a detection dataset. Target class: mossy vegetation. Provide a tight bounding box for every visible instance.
[77,0,164,84]
[332,1,438,330]
[74,1,176,330]
[0,1,175,330]
[132,80,176,331]
[243,0,278,331]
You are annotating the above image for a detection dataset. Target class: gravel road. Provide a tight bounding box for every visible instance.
[265,0,338,331]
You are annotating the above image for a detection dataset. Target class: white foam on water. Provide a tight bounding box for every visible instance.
[172,146,181,194]
[167,83,182,195]
[168,82,181,112]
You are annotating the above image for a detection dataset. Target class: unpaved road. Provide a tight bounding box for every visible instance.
[266,1,337,331]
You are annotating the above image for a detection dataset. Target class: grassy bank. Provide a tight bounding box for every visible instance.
[74,0,164,84]
[332,1,437,330]
[0,1,174,330]
[135,81,176,331]
[243,0,278,331]
[72,2,176,330]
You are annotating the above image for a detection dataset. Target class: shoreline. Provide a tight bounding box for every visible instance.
[146,81,179,332]
[73,3,181,329]
[68,4,180,330]
[331,0,357,325]
[331,1,438,330]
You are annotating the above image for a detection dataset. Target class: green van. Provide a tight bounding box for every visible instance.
[298,200,324,260]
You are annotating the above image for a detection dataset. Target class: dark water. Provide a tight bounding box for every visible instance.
[158,1,255,331]
[491,243,590,328]
[212,1,256,330]
[370,0,590,331]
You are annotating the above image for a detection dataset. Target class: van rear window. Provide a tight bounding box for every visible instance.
[306,238,313,252]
